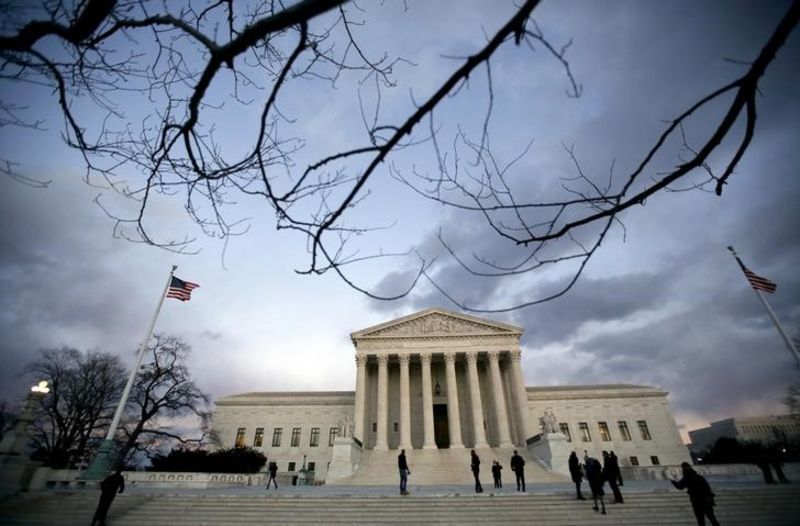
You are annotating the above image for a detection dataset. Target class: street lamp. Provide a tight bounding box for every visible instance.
[0,380,50,497]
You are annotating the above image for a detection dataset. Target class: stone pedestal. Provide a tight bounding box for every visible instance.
[326,437,362,482]
[527,432,571,477]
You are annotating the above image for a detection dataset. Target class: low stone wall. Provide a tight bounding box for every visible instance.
[624,462,800,482]
[28,468,301,491]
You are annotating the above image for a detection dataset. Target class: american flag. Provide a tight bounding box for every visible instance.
[742,266,777,294]
[167,276,200,301]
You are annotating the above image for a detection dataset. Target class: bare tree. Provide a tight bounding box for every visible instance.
[0,0,797,311]
[25,348,125,468]
[115,334,211,464]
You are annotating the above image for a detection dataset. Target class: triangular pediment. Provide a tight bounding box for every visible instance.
[351,308,522,339]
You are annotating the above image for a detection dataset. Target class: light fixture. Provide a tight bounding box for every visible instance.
[31,380,50,394]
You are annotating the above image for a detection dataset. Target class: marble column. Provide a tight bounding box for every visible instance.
[466,352,488,448]
[508,349,531,445]
[444,352,464,448]
[354,354,367,443]
[375,354,389,450]
[488,351,513,448]
[399,354,412,450]
[420,353,437,449]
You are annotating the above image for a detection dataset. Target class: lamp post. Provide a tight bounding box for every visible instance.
[0,381,50,497]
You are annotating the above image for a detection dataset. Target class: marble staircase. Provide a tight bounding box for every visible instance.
[332,447,565,485]
[2,486,799,525]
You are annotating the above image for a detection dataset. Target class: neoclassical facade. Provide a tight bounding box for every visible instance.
[213,308,690,483]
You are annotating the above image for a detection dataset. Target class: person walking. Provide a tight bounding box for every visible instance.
[603,451,624,503]
[569,451,586,500]
[91,468,125,526]
[510,450,526,492]
[769,447,790,483]
[470,449,483,493]
[671,462,721,526]
[585,455,606,515]
[491,461,503,488]
[265,461,278,489]
[398,448,411,495]
[609,451,623,486]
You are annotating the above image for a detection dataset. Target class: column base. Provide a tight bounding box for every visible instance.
[399,443,413,451]
[422,443,438,450]
[449,443,465,449]
[473,441,489,449]
[498,441,514,449]
[374,444,389,451]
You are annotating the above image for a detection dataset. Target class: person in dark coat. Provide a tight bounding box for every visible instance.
[470,449,483,493]
[398,449,410,495]
[510,450,526,491]
[265,462,278,489]
[609,451,623,486]
[671,462,720,526]
[91,468,125,526]
[769,447,790,483]
[491,461,503,488]
[568,451,586,500]
[584,456,606,515]
[603,451,624,503]
[755,451,776,484]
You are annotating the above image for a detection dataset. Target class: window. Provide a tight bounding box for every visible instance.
[309,427,320,447]
[253,427,264,447]
[291,427,301,447]
[393,422,398,432]
[629,456,639,466]
[637,420,652,441]
[598,422,611,442]
[288,462,296,471]
[235,427,246,448]
[308,461,316,472]
[650,455,660,466]
[272,428,283,447]
[372,422,377,432]
[618,421,632,441]
[579,422,592,442]
[329,427,339,446]
[559,423,572,442]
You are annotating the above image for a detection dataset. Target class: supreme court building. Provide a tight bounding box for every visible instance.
[213,308,690,483]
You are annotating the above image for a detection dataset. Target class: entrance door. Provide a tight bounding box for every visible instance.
[433,404,449,448]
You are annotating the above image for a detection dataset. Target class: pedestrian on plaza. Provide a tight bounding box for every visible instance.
[603,451,624,503]
[769,447,790,484]
[470,449,483,493]
[510,450,526,492]
[670,462,720,526]
[569,451,586,500]
[91,467,125,526]
[585,455,606,515]
[755,451,776,484]
[398,448,411,495]
[491,460,503,488]
[609,451,623,486]
[266,461,278,489]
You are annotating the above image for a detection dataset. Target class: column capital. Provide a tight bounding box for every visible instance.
[509,349,522,362]
[444,351,458,363]
[419,352,432,364]
[377,354,390,365]
[355,354,368,366]
[465,351,478,364]
[398,354,410,365]
[487,350,500,362]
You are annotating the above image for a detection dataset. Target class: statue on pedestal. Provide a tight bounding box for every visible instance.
[542,411,558,435]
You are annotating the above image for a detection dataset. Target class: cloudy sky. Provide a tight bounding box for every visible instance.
[1,0,798,443]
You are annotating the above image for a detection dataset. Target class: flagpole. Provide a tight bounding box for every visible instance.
[728,246,800,368]
[83,265,177,479]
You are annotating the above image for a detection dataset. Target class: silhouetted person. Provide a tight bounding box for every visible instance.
[510,450,526,492]
[398,448,410,495]
[671,462,720,526]
[585,456,606,515]
[569,451,586,500]
[609,451,623,486]
[755,451,776,484]
[470,449,483,493]
[266,462,278,489]
[769,447,789,483]
[491,460,503,488]
[603,450,623,503]
[91,468,125,526]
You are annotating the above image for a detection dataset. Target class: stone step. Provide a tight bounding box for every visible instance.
[2,487,798,526]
